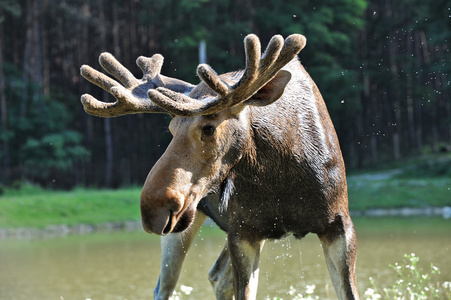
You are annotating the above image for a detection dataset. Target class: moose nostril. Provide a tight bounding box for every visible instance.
[163,210,173,235]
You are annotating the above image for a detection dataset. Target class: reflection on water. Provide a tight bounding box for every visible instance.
[0,217,450,300]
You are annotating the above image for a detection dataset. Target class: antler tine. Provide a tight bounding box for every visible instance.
[227,34,284,103]
[260,35,284,70]
[148,88,216,117]
[274,34,306,71]
[242,34,261,80]
[80,64,122,93]
[209,34,306,113]
[197,64,230,97]
[145,34,306,117]
[80,52,174,117]
[195,34,284,105]
[136,54,164,80]
[233,34,305,102]
[99,53,139,89]
[80,87,167,118]
[196,34,264,98]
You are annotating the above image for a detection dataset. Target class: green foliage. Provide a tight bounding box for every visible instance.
[394,154,451,178]
[366,253,445,300]
[22,130,89,180]
[2,62,89,187]
[138,0,368,96]
[0,0,21,22]
[3,181,44,196]
[169,253,451,300]
[2,0,450,188]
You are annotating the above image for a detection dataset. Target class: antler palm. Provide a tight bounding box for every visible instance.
[80,53,192,117]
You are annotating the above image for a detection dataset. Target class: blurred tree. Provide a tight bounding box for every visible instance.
[3,62,89,188]
[1,0,450,188]
[355,0,451,167]
[0,0,21,185]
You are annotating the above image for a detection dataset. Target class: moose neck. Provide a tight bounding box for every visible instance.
[234,60,347,200]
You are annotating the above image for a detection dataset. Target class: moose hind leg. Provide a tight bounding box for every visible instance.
[318,215,359,300]
[208,242,234,300]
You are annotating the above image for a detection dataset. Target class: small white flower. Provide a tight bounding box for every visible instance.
[180,285,193,295]
[364,288,375,295]
[171,290,181,300]
[364,288,382,299]
[306,284,316,294]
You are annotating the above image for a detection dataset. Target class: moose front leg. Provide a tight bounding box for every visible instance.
[318,215,359,300]
[228,230,264,300]
[154,210,207,300]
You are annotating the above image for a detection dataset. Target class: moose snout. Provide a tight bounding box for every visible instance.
[140,188,185,235]
[141,207,174,235]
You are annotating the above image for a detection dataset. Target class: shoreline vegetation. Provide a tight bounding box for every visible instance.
[1,207,450,240]
[1,159,451,239]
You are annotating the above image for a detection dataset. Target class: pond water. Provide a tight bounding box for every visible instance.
[1,217,450,300]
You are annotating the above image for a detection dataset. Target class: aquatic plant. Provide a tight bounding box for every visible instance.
[366,253,445,300]
[266,284,319,300]
[171,284,194,300]
[170,253,450,299]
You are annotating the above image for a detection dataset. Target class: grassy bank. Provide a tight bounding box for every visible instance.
[1,156,451,229]
[347,176,451,211]
[0,185,141,229]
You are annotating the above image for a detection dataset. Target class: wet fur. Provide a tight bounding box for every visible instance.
[163,58,358,300]
[168,58,357,299]
[210,58,357,299]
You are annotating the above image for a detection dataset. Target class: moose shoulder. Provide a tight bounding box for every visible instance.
[80,34,359,300]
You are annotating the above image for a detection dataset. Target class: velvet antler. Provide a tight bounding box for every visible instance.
[80,53,194,117]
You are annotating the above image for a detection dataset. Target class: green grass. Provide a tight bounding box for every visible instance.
[347,152,451,210]
[2,154,451,229]
[0,185,141,229]
[348,176,451,211]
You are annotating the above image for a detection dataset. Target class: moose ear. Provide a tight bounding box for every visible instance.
[243,70,292,107]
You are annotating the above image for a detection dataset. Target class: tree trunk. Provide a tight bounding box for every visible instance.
[78,0,91,187]
[0,19,8,183]
[98,0,114,187]
[405,31,417,152]
[21,0,46,116]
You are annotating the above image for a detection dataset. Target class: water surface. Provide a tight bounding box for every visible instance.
[1,217,450,299]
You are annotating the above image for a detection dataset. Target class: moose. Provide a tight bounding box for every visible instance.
[80,34,359,300]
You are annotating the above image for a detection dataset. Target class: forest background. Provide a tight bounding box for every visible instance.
[0,0,450,189]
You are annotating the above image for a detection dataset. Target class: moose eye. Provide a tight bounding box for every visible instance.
[201,125,215,137]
